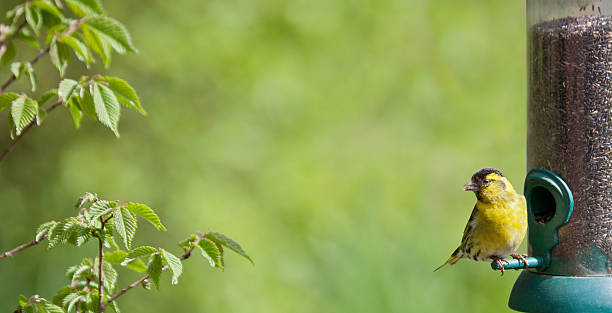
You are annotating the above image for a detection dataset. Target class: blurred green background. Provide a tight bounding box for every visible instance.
[0,0,526,312]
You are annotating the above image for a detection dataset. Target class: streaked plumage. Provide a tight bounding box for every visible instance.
[434,168,528,275]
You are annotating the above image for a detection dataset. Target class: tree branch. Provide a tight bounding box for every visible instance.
[0,97,63,165]
[0,21,27,60]
[0,234,47,259]
[97,216,106,313]
[100,235,205,310]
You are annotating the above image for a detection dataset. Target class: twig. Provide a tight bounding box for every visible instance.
[100,235,205,310]
[0,17,84,94]
[0,234,47,259]
[0,97,63,165]
[0,21,27,60]
[97,216,106,313]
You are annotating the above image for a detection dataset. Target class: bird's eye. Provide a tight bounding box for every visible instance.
[483,179,492,184]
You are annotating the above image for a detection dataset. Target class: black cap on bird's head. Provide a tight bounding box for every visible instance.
[463,168,504,192]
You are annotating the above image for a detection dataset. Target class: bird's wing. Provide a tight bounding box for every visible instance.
[459,205,478,247]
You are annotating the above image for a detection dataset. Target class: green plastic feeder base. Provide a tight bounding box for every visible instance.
[509,270,612,313]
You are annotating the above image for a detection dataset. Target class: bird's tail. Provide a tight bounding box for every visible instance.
[434,248,461,272]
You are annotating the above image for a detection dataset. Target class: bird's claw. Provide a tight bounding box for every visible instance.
[511,254,530,268]
[492,257,507,276]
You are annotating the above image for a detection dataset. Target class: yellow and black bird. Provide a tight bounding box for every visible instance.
[434,168,528,275]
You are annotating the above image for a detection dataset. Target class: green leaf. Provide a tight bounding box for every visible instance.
[160,249,182,285]
[25,5,42,36]
[49,39,71,77]
[126,202,166,231]
[38,89,58,106]
[36,107,46,126]
[84,16,137,54]
[52,286,72,306]
[121,256,147,272]
[178,234,197,251]
[39,300,64,313]
[147,253,162,290]
[75,192,96,209]
[35,221,55,241]
[58,79,79,103]
[25,63,37,92]
[10,62,24,79]
[127,246,157,259]
[113,207,137,249]
[92,83,121,137]
[7,5,25,24]
[88,200,116,224]
[98,76,145,115]
[1,43,15,66]
[0,93,19,111]
[105,249,128,263]
[11,97,38,136]
[18,295,29,306]
[103,261,118,292]
[197,237,223,269]
[81,24,111,66]
[65,0,104,16]
[208,232,253,264]
[31,1,64,20]
[68,97,82,128]
[80,86,96,119]
[18,27,40,49]
[60,34,90,65]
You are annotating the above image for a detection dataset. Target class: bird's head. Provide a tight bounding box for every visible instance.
[463,168,515,201]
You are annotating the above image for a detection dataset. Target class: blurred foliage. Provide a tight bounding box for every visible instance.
[0,0,526,312]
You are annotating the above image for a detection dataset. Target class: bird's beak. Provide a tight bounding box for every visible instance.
[463,181,479,191]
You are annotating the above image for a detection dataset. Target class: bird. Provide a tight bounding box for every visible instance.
[434,168,528,275]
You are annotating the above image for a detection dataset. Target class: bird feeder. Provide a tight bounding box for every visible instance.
[504,0,612,311]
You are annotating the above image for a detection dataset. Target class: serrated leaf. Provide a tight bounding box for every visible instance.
[68,97,82,128]
[58,79,79,103]
[0,93,19,111]
[98,76,145,115]
[81,24,111,66]
[35,221,55,241]
[65,0,104,16]
[103,261,118,292]
[65,293,83,313]
[92,83,120,136]
[31,1,64,20]
[160,249,182,285]
[1,42,15,67]
[178,234,197,251]
[49,39,70,77]
[147,253,162,290]
[60,34,90,64]
[45,24,67,46]
[127,202,166,231]
[39,301,64,313]
[197,237,223,269]
[84,16,136,54]
[25,5,42,36]
[11,62,24,79]
[74,192,96,209]
[208,232,252,264]
[88,200,115,224]
[80,86,96,119]
[113,207,137,250]
[25,63,37,92]
[52,286,72,306]
[11,97,38,136]
[109,299,120,313]
[127,246,157,259]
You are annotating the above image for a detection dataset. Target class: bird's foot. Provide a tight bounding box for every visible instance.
[492,257,509,276]
[511,254,530,268]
